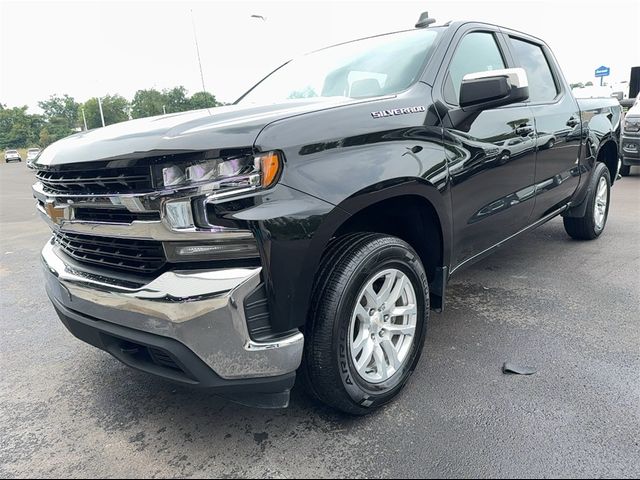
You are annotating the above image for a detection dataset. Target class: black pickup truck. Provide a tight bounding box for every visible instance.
[33,15,621,415]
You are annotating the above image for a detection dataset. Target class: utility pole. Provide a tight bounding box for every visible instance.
[81,108,88,131]
[97,97,106,127]
[163,105,167,115]
[191,9,207,93]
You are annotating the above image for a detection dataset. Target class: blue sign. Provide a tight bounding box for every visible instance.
[595,66,610,77]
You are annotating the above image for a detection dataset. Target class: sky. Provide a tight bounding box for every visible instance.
[1,0,639,113]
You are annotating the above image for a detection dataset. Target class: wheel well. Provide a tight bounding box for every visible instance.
[597,140,618,184]
[333,195,444,286]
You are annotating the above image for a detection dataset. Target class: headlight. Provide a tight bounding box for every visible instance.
[153,151,282,192]
[624,118,640,133]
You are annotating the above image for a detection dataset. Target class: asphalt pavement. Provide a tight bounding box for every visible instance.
[1,161,638,478]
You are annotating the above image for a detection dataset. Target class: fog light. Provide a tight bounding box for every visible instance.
[175,242,259,257]
[175,245,228,256]
[165,239,260,262]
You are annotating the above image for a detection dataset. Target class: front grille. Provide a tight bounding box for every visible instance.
[73,208,160,224]
[53,231,166,274]
[36,166,153,194]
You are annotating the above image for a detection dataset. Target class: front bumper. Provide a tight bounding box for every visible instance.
[621,134,640,164]
[42,240,304,394]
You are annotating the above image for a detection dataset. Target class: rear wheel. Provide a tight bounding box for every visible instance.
[563,162,611,240]
[302,233,429,415]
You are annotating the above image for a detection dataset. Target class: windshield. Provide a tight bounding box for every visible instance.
[238,29,441,105]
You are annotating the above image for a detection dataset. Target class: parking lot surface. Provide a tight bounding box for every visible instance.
[1,162,639,478]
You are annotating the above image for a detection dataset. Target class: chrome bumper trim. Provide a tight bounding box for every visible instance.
[35,200,254,241]
[42,241,304,379]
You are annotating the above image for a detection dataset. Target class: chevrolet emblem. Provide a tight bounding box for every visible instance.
[45,201,66,225]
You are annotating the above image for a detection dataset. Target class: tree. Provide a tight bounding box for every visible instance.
[83,94,129,129]
[0,105,44,149]
[38,94,79,128]
[288,86,317,99]
[36,94,80,146]
[165,86,190,113]
[131,89,165,119]
[189,91,218,110]
[585,81,594,86]
[570,82,584,89]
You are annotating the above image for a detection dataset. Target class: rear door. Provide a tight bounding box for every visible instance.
[434,26,537,268]
[505,33,582,220]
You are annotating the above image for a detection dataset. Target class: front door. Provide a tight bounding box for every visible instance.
[436,29,538,268]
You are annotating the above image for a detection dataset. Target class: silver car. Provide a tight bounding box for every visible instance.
[4,149,22,163]
[26,148,41,167]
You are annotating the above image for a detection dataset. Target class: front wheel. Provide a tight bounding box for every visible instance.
[302,233,429,415]
[563,162,611,240]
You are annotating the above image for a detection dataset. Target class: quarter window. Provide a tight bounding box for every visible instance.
[444,32,506,105]
[510,37,559,102]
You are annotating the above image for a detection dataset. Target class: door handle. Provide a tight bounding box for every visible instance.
[567,116,580,128]
[515,125,534,136]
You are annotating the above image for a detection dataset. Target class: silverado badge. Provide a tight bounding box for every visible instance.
[371,106,426,118]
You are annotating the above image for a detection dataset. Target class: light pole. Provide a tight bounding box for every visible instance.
[81,108,88,131]
[97,97,106,127]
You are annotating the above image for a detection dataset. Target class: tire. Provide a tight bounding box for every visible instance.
[302,233,429,415]
[563,162,611,240]
[620,164,631,177]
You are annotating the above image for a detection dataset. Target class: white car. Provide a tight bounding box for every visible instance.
[4,149,22,163]
[26,148,41,167]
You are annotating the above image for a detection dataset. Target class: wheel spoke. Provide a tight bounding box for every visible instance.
[373,345,388,381]
[389,304,416,317]
[363,285,378,308]
[597,181,607,200]
[376,272,396,306]
[384,323,416,336]
[380,338,400,370]
[352,329,369,356]
[355,303,369,320]
[386,274,406,306]
[356,340,374,371]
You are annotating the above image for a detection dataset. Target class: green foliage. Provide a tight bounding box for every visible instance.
[1,86,221,149]
[36,94,80,146]
[165,86,190,112]
[570,82,585,89]
[0,104,44,149]
[131,89,165,119]
[188,91,218,109]
[38,94,79,128]
[130,86,218,118]
[82,94,129,129]
[585,81,594,86]
[288,86,317,99]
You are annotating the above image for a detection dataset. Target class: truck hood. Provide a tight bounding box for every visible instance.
[35,98,371,167]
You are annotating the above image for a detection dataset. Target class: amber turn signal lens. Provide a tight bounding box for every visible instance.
[259,152,281,187]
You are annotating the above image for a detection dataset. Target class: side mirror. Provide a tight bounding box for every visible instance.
[459,68,529,111]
